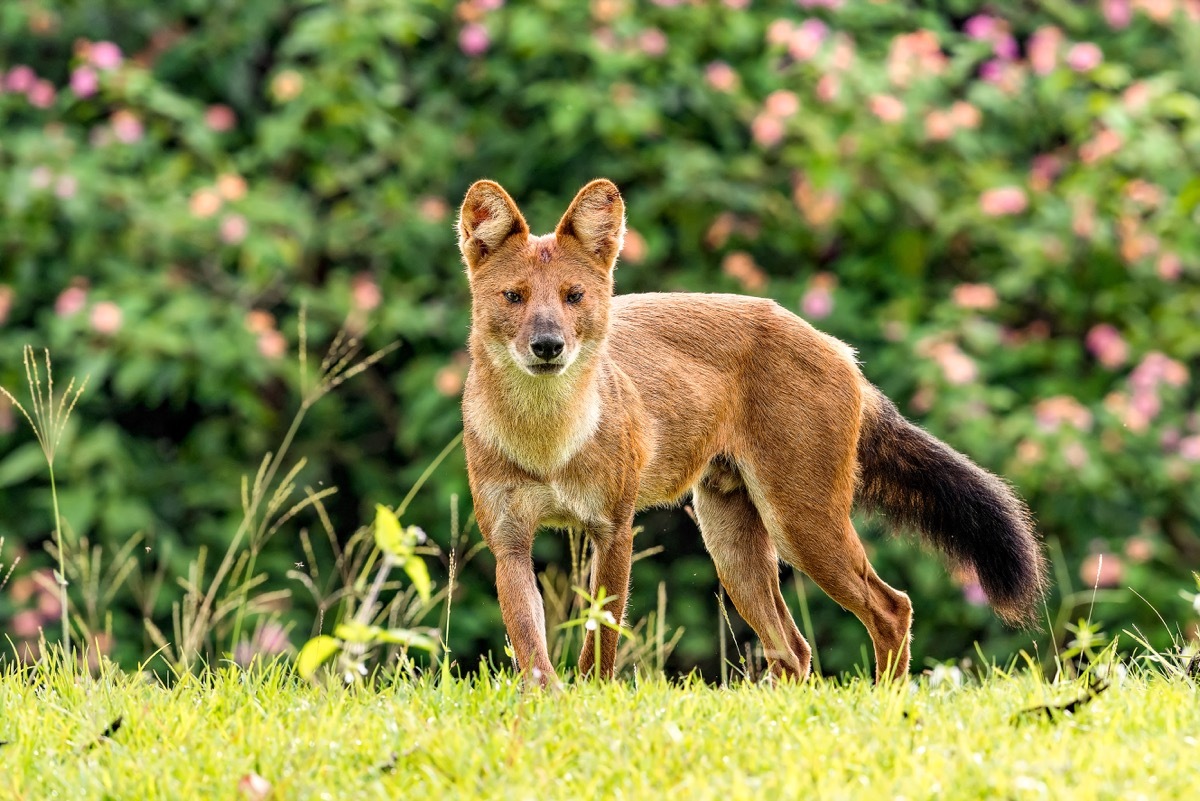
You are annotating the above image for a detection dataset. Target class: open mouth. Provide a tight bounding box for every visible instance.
[528,362,564,375]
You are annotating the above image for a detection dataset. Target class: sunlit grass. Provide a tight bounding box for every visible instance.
[1,659,1195,800]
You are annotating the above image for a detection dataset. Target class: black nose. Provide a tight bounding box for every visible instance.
[530,335,564,361]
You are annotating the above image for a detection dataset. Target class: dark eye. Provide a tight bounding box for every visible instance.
[502,290,522,304]
[565,289,584,305]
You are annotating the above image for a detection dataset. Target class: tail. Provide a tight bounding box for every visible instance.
[855,386,1048,626]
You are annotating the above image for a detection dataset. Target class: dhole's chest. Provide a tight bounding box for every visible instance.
[481,476,612,535]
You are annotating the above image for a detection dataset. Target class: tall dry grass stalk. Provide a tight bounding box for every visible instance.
[148,310,399,671]
[0,346,89,653]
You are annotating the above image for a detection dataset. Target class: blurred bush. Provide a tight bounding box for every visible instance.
[2,0,1198,675]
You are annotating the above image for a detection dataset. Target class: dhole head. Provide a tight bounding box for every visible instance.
[458,179,626,378]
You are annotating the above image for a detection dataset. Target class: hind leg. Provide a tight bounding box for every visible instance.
[693,483,812,681]
[775,511,912,682]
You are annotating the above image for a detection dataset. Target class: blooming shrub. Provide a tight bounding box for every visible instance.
[1,0,1198,674]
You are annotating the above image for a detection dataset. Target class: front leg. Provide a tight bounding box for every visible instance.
[480,512,559,689]
[577,513,635,680]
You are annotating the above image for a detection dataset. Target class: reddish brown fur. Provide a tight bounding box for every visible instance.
[458,179,1044,687]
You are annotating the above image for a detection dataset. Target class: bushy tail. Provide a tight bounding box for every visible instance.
[855,387,1048,626]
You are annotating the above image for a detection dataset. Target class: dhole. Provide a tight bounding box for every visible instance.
[458,179,1046,687]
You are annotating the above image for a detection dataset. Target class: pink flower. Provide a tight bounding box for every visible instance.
[1035,396,1094,432]
[54,175,78,199]
[418,196,449,222]
[205,104,237,132]
[0,285,13,326]
[963,582,988,606]
[1028,26,1063,75]
[764,89,800,119]
[924,109,954,141]
[352,273,382,311]
[638,28,668,57]
[271,70,304,102]
[704,61,738,93]
[801,287,833,319]
[189,188,222,218]
[257,330,286,360]
[70,66,99,98]
[722,252,767,293]
[979,59,1004,83]
[788,19,827,61]
[459,23,490,57]
[1123,81,1151,112]
[56,285,88,317]
[28,80,56,108]
[29,166,52,190]
[1179,435,1200,462]
[951,283,998,310]
[1065,42,1103,72]
[869,94,905,123]
[1132,352,1189,389]
[750,113,785,148]
[1029,154,1063,192]
[1080,553,1123,588]
[217,173,247,201]
[801,276,837,319]
[933,343,977,385]
[5,65,36,93]
[111,110,144,143]
[887,30,946,87]
[1139,0,1175,22]
[979,186,1027,217]
[993,34,1018,60]
[1124,536,1153,562]
[949,101,980,129]
[622,229,647,263]
[475,0,505,9]
[90,301,122,335]
[815,74,839,103]
[1156,252,1182,281]
[829,34,855,71]
[1063,441,1089,469]
[963,14,996,40]
[1080,129,1122,163]
[1086,324,1128,368]
[88,41,124,71]
[435,364,465,396]
[766,19,794,47]
[1103,0,1133,28]
[12,610,43,639]
[219,214,248,245]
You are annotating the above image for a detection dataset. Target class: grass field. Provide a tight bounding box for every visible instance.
[2,661,1195,800]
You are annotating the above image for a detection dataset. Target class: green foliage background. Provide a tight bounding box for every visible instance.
[2,0,1198,676]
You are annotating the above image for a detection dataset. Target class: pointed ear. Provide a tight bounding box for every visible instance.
[554,179,625,269]
[457,180,529,272]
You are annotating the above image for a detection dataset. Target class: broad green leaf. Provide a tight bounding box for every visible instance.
[334,621,381,644]
[374,504,409,559]
[296,635,341,680]
[404,554,432,603]
[0,443,47,488]
[377,628,438,652]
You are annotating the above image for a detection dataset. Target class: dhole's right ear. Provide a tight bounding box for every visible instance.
[457,180,529,274]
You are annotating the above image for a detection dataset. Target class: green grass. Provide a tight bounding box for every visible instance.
[2,661,1195,800]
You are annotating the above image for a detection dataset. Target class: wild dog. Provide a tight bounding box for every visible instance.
[458,178,1046,687]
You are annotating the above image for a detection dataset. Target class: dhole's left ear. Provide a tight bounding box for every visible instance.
[458,180,530,273]
[555,179,626,270]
